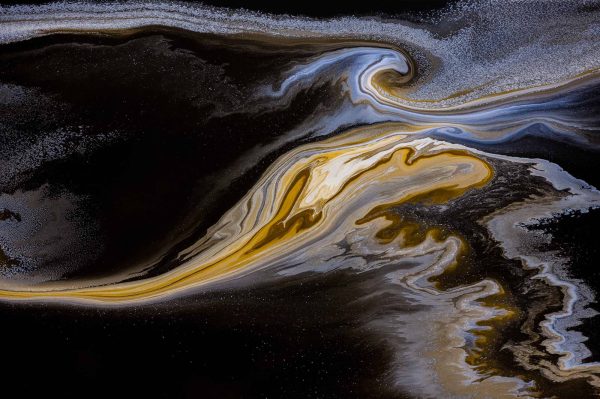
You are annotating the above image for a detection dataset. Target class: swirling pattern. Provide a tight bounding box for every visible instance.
[1,1,600,397]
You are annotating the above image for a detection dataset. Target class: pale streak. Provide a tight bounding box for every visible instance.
[2,1,600,109]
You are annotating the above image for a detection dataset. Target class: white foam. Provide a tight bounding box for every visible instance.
[1,0,599,108]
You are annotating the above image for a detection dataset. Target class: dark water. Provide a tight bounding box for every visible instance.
[0,31,341,280]
[0,29,399,398]
[0,271,399,398]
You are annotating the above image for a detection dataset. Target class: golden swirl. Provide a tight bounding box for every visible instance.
[0,124,492,303]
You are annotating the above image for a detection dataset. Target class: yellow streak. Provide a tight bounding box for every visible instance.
[370,66,600,112]
[0,126,493,303]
